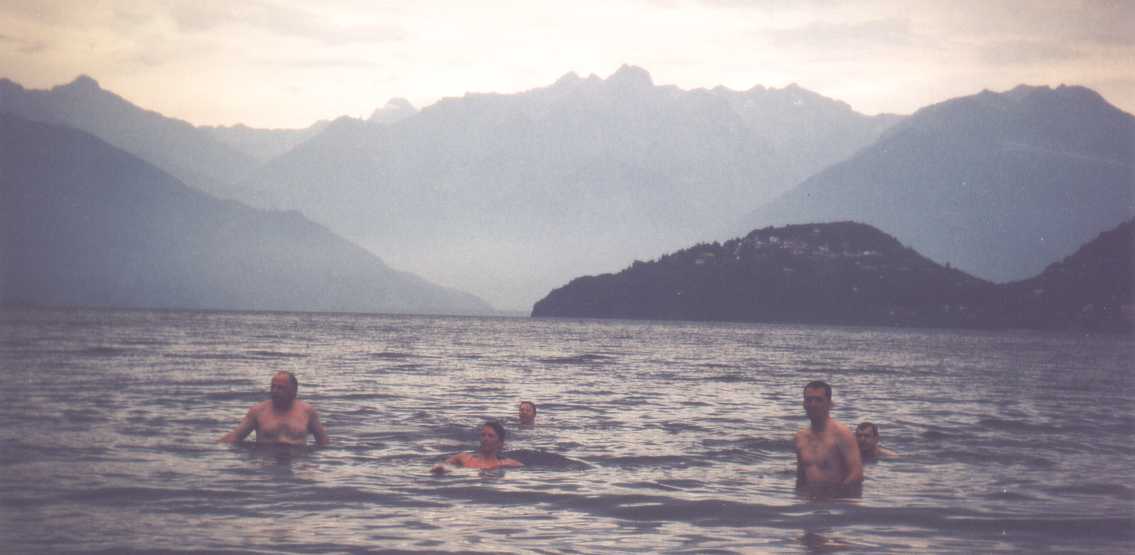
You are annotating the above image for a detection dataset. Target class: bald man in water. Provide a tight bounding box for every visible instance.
[219,371,329,446]
[794,381,863,495]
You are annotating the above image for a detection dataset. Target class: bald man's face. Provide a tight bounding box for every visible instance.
[270,372,296,407]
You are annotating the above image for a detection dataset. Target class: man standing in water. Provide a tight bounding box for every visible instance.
[219,371,329,446]
[431,421,522,474]
[794,381,863,495]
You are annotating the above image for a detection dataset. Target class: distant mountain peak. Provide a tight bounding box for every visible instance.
[368,98,417,124]
[384,97,414,110]
[58,74,102,93]
[607,64,653,88]
[553,71,582,87]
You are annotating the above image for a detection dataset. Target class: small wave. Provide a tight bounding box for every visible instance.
[163,353,247,361]
[977,417,1058,433]
[618,479,708,492]
[698,362,734,369]
[246,350,307,359]
[704,373,749,383]
[608,498,783,524]
[505,449,591,470]
[290,485,447,508]
[78,346,131,356]
[118,338,166,346]
[535,353,616,365]
[1046,482,1135,499]
[593,454,713,469]
[921,429,957,440]
[368,351,414,360]
[63,486,252,505]
[659,421,712,434]
[947,449,1057,469]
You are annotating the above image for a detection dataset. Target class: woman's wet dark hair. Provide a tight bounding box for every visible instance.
[483,421,507,443]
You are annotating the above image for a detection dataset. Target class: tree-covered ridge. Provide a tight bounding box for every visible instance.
[998,219,1133,331]
[532,221,1132,332]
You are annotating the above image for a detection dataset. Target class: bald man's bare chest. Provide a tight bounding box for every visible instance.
[255,407,310,442]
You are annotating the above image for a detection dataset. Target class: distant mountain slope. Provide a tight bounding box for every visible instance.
[0,113,490,315]
[997,219,1133,331]
[533,222,997,327]
[739,85,1135,284]
[0,75,257,197]
[531,220,1132,332]
[232,65,899,309]
[201,120,331,163]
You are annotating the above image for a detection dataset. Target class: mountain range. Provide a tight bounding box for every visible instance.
[1,69,1130,319]
[0,75,262,198]
[739,85,1134,283]
[226,65,899,309]
[0,113,490,315]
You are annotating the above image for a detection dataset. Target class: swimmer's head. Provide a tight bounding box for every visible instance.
[519,401,537,425]
[803,380,831,400]
[803,381,832,422]
[271,371,298,407]
[855,422,880,453]
[480,421,507,454]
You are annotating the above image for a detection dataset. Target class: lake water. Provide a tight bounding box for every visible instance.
[1,306,1132,554]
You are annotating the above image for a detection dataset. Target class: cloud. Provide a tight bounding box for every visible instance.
[978,40,1084,66]
[167,0,406,45]
[0,33,47,55]
[764,17,916,55]
[254,55,381,70]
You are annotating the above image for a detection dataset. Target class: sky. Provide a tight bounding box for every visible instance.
[1,0,1132,129]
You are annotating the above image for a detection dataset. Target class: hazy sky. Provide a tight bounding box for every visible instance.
[2,0,1132,128]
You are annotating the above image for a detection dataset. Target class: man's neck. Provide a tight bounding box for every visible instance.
[810,416,830,432]
[272,400,294,412]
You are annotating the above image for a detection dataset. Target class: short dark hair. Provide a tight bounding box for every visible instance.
[483,421,507,443]
[857,422,879,436]
[520,401,536,411]
[804,380,831,399]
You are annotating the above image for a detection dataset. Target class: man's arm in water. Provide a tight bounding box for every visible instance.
[430,453,468,474]
[219,406,258,444]
[498,457,523,468]
[839,426,864,485]
[794,430,807,488]
[308,406,329,446]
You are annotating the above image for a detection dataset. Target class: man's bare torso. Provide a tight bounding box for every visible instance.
[448,451,521,470]
[795,419,854,486]
[250,400,316,445]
